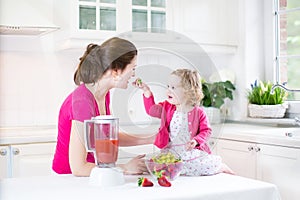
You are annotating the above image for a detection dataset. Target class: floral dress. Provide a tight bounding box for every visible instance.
[167,110,222,176]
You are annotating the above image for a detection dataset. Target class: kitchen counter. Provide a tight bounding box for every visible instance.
[0,126,57,145]
[0,173,281,200]
[1,123,299,148]
[212,123,300,148]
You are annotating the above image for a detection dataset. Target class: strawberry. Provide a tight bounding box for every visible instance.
[158,175,171,187]
[138,177,154,187]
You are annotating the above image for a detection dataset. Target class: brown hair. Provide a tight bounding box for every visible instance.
[171,69,204,106]
[74,37,137,85]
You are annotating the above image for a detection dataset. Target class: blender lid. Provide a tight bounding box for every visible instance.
[92,115,119,123]
[92,115,118,120]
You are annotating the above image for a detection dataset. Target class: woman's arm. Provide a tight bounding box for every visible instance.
[69,120,95,177]
[119,132,156,146]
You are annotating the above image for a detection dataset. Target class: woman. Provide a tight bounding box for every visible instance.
[52,37,154,177]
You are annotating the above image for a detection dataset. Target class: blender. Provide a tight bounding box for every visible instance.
[84,115,125,187]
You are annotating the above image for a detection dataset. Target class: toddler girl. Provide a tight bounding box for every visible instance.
[133,69,234,176]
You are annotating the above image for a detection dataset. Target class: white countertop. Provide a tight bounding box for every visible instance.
[0,173,281,200]
[0,126,57,145]
[212,123,300,148]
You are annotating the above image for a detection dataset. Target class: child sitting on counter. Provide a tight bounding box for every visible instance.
[133,69,234,176]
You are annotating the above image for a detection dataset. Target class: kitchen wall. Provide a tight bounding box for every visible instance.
[0,34,80,126]
[0,0,265,127]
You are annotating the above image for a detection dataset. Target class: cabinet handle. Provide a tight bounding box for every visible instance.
[254,147,261,152]
[12,148,20,155]
[248,146,254,151]
[210,141,215,146]
[0,148,7,156]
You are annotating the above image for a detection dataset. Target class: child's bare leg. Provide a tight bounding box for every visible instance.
[219,163,235,175]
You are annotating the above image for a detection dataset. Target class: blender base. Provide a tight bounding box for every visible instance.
[89,167,125,187]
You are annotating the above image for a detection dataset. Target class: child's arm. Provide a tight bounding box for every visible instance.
[132,78,163,118]
[192,108,212,152]
[132,78,152,97]
[185,139,198,151]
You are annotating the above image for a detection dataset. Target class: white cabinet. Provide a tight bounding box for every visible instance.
[53,0,238,53]
[53,0,168,50]
[216,139,300,200]
[257,144,300,200]
[0,142,56,178]
[216,139,256,179]
[0,145,10,178]
[208,138,218,155]
[168,0,239,52]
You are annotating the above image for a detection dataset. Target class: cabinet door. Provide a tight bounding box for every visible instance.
[257,145,300,200]
[217,139,256,179]
[0,145,10,178]
[208,138,218,155]
[169,0,238,46]
[11,143,56,177]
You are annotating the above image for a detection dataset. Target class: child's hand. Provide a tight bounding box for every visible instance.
[132,78,152,97]
[132,78,143,88]
[132,78,145,88]
[185,139,198,151]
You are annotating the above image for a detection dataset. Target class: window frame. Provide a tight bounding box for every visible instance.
[273,0,300,100]
[78,0,117,31]
[131,0,166,33]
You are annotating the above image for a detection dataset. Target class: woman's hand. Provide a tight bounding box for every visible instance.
[185,139,198,151]
[122,154,148,175]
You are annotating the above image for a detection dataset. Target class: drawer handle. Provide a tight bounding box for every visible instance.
[248,146,254,151]
[0,148,7,156]
[254,147,261,152]
[12,148,20,155]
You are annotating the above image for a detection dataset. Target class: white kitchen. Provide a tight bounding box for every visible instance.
[0,0,300,200]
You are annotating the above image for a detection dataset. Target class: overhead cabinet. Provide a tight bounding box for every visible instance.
[53,0,238,53]
[53,0,167,50]
[168,0,239,50]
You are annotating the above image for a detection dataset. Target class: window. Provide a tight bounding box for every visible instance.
[79,0,116,31]
[77,0,166,33]
[274,0,300,100]
[132,0,166,33]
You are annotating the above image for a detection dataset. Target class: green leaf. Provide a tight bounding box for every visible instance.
[247,80,286,105]
[201,80,235,108]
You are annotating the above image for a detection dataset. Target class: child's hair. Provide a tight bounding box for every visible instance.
[171,69,204,106]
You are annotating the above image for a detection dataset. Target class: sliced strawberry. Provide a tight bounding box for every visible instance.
[138,177,154,187]
[158,176,171,187]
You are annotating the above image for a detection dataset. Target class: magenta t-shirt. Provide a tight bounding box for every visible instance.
[52,84,110,174]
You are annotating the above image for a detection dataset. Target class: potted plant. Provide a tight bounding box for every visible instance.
[247,80,288,118]
[201,80,236,123]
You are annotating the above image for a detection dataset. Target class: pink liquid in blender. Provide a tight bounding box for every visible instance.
[95,139,119,166]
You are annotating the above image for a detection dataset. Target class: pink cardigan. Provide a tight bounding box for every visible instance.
[143,95,212,154]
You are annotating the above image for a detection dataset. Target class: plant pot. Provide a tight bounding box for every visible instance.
[203,107,222,124]
[248,103,288,118]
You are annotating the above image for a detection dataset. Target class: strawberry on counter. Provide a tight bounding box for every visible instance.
[138,177,154,187]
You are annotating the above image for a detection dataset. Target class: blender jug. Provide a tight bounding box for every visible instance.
[84,115,124,187]
[84,115,119,168]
